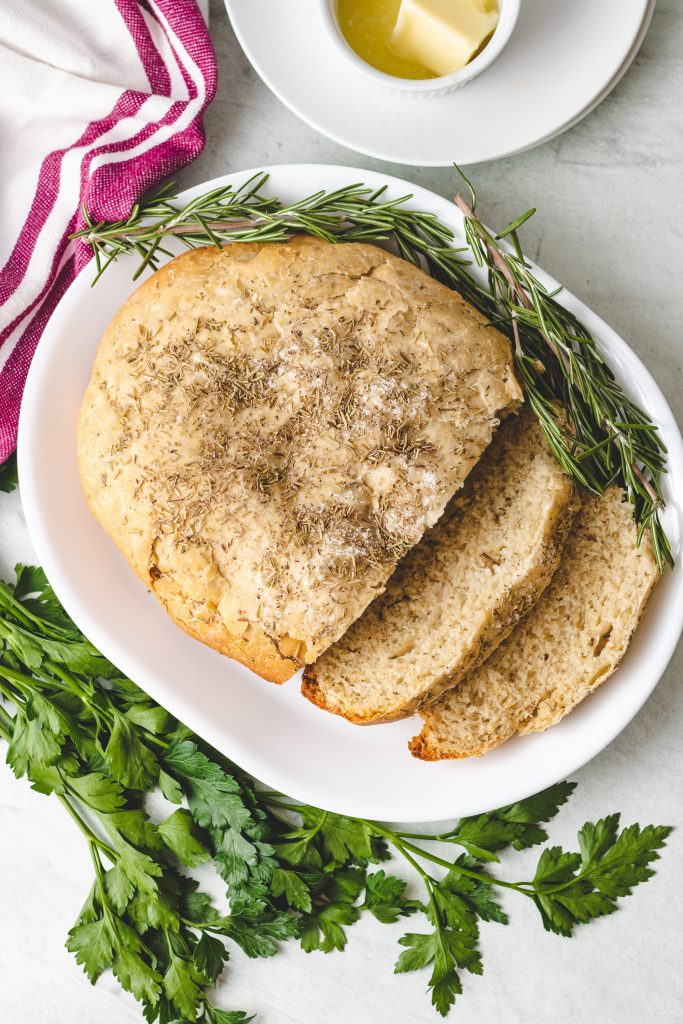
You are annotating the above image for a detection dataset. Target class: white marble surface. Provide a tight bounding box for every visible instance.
[2,1,683,1020]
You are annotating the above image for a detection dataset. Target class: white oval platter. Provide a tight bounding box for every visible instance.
[18,164,683,822]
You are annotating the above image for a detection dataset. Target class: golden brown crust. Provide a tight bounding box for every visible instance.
[303,488,580,723]
[410,488,660,760]
[407,733,454,761]
[152,584,301,683]
[78,418,299,683]
[78,236,520,682]
[301,412,581,723]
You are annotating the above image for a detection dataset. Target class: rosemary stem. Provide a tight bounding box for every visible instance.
[454,193,531,310]
[454,189,668,548]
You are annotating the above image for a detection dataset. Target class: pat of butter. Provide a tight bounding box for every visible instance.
[390,0,499,76]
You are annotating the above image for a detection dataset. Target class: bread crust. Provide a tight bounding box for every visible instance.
[301,412,581,722]
[302,485,579,722]
[410,488,660,760]
[78,236,520,682]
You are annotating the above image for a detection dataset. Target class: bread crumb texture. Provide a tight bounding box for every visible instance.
[77,237,520,682]
[410,487,660,759]
[302,410,580,722]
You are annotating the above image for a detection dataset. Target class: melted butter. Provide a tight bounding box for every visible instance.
[335,0,499,80]
[336,0,435,80]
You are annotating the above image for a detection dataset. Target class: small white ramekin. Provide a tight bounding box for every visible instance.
[320,0,521,97]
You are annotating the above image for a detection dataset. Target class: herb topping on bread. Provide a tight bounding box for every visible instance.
[302,411,580,722]
[78,237,521,681]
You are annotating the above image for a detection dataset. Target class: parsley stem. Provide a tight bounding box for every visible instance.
[259,795,303,812]
[0,663,48,698]
[139,731,168,750]
[0,582,41,629]
[394,830,460,842]
[86,839,118,930]
[390,837,433,884]
[374,827,442,921]
[0,661,83,705]
[0,702,13,738]
[0,659,93,708]
[369,830,456,932]
[57,791,118,861]
[46,660,96,700]
[304,810,328,841]
[88,839,107,888]
[0,678,26,707]
[527,874,586,897]
[385,833,530,894]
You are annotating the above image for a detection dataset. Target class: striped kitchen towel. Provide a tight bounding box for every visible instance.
[0,0,217,463]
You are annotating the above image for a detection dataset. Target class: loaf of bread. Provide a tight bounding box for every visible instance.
[302,411,580,722]
[410,488,659,760]
[78,236,521,682]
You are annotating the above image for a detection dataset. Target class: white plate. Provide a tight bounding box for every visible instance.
[225,0,654,167]
[18,165,683,822]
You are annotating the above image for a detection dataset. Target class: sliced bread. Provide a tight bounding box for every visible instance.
[301,411,580,722]
[410,487,660,760]
[77,236,521,682]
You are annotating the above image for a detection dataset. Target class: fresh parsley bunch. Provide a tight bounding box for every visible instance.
[0,560,672,1021]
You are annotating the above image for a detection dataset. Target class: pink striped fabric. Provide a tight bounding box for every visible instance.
[0,0,217,463]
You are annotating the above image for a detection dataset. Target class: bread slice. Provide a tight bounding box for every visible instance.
[410,488,660,759]
[301,411,580,722]
[77,236,521,682]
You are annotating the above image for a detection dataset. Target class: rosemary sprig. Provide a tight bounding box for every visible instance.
[71,173,471,285]
[71,172,672,568]
[451,172,671,570]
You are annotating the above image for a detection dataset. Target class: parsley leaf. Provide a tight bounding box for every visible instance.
[12,565,75,629]
[447,782,577,860]
[193,932,229,984]
[163,952,204,1019]
[211,1011,255,1024]
[158,809,211,867]
[301,902,359,953]
[116,839,163,894]
[271,867,312,913]
[532,846,582,888]
[363,870,416,923]
[105,709,158,790]
[66,771,127,812]
[163,737,251,832]
[6,700,62,778]
[66,917,115,983]
[395,928,477,1018]
[104,864,135,913]
[528,817,672,937]
[179,879,219,925]
[221,910,300,958]
[579,817,672,896]
[113,943,162,1005]
[158,767,183,805]
[447,814,518,862]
